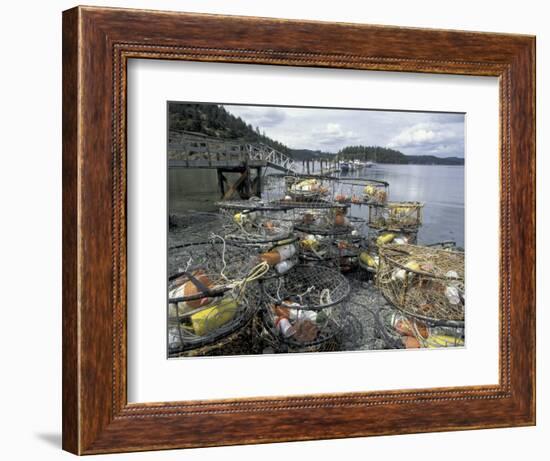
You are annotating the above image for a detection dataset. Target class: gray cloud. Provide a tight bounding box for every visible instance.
[387,121,464,157]
[223,105,464,157]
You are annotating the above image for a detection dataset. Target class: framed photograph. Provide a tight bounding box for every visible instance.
[62,6,535,455]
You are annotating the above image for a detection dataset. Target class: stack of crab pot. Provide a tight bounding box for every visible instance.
[217,198,300,278]
[273,174,367,272]
[358,201,424,277]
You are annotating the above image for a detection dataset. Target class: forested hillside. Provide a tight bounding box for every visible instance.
[339,145,464,165]
[168,103,464,165]
[169,103,290,154]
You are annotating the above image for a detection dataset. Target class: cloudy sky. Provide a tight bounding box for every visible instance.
[224,105,464,158]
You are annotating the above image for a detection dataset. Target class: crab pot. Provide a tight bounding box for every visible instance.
[169,312,258,357]
[376,244,465,327]
[218,205,295,246]
[334,178,389,206]
[168,240,257,279]
[259,264,350,351]
[167,275,263,356]
[167,241,263,356]
[285,174,333,203]
[259,303,344,353]
[293,205,354,236]
[368,201,424,230]
[298,232,365,272]
[376,308,465,350]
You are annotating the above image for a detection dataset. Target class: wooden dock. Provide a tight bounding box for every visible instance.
[168,132,297,199]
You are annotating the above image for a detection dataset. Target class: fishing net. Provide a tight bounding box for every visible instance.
[376,244,465,326]
[368,201,424,230]
[334,178,389,206]
[167,240,268,355]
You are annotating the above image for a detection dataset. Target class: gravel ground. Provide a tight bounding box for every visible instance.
[340,273,404,351]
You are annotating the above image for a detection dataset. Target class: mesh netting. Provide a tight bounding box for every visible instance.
[168,285,262,355]
[261,264,351,310]
[293,206,355,236]
[374,309,465,349]
[168,239,258,280]
[368,201,424,230]
[218,208,295,245]
[167,239,269,353]
[298,234,364,272]
[260,302,344,349]
[376,244,465,326]
[334,178,389,206]
[265,174,344,209]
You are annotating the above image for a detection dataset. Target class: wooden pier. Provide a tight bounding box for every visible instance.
[168,132,297,200]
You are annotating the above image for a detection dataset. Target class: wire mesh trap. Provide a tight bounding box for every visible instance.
[266,174,341,209]
[259,302,345,351]
[293,206,355,236]
[375,309,465,349]
[285,175,332,202]
[376,244,465,326]
[368,201,424,231]
[261,264,351,310]
[298,233,364,273]
[218,207,295,245]
[167,240,268,354]
[169,308,258,357]
[427,240,463,252]
[334,178,389,206]
[168,239,260,279]
[168,275,260,356]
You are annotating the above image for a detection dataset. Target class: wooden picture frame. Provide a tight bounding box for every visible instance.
[62,5,536,455]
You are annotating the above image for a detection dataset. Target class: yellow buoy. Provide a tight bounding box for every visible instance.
[359,252,377,268]
[376,233,395,246]
[191,297,238,336]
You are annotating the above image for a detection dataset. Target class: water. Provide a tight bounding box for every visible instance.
[169,164,465,247]
[347,164,464,247]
